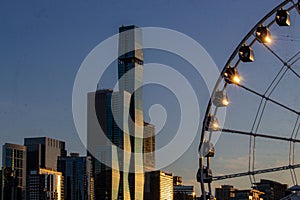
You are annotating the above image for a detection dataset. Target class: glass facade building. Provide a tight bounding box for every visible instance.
[24,137,66,200]
[57,153,94,200]
[24,137,66,172]
[87,90,132,200]
[87,25,146,200]
[118,25,144,200]
[2,143,27,200]
[28,168,63,200]
[143,122,155,172]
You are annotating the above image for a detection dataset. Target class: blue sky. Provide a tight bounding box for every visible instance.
[1,0,299,196]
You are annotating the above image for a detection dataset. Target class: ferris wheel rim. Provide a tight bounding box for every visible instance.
[198,0,300,198]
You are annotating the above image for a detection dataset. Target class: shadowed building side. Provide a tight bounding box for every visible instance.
[2,143,27,200]
[57,153,94,200]
[87,90,132,200]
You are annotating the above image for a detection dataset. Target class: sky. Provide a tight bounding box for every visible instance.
[1,0,299,196]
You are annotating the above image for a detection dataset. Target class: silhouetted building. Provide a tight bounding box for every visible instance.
[24,137,66,200]
[87,89,133,200]
[173,176,183,186]
[87,89,114,200]
[233,189,264,200]
[2,143,27,200]
[57,153,94,200]
[28,168,63,200]
[174,185,196,200]
[281,185,300,200]
[254,179,288,200]
[144,171,173,200]
[215,185,236,200]
[24,137,66,172]
[173,176,195,200]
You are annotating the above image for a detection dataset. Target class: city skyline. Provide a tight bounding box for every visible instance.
[1,0,299,197]
[0,137,297,199]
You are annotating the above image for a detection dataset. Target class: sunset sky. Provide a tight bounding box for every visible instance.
[1,0,299,196]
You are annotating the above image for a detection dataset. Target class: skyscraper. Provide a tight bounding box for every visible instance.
[87,25,146,200]
[57,153,94,200]
[24,137,66,200]
[2,143,27,200]
[118,25,144,200]
[87,89,132,200]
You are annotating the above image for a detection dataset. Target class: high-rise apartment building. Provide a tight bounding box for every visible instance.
[2,143,27,200]
[143,122,155,200]
[24,137,66,172]
[24,137,66,200]
[28,168,63,200]
[144,171,173,200]
[57,153,94,200]
[143,122,155,171]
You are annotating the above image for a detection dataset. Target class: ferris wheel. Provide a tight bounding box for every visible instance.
[197,0,300,199]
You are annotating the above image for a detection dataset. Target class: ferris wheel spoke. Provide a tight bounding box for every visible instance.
[213,163,300,181]
[198,1,300,196]
[220,128,300,143]
[262,44,300,79]
[236,83,299,116]
[288,116,299,185]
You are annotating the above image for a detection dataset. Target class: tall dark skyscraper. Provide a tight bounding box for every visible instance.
[88,89,132,200]
[57,153,94,200]
[24,137,66,200]
[87,25,146,200]
[2,143,27,200]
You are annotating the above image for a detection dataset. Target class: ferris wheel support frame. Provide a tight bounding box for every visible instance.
[198,1,300,199]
